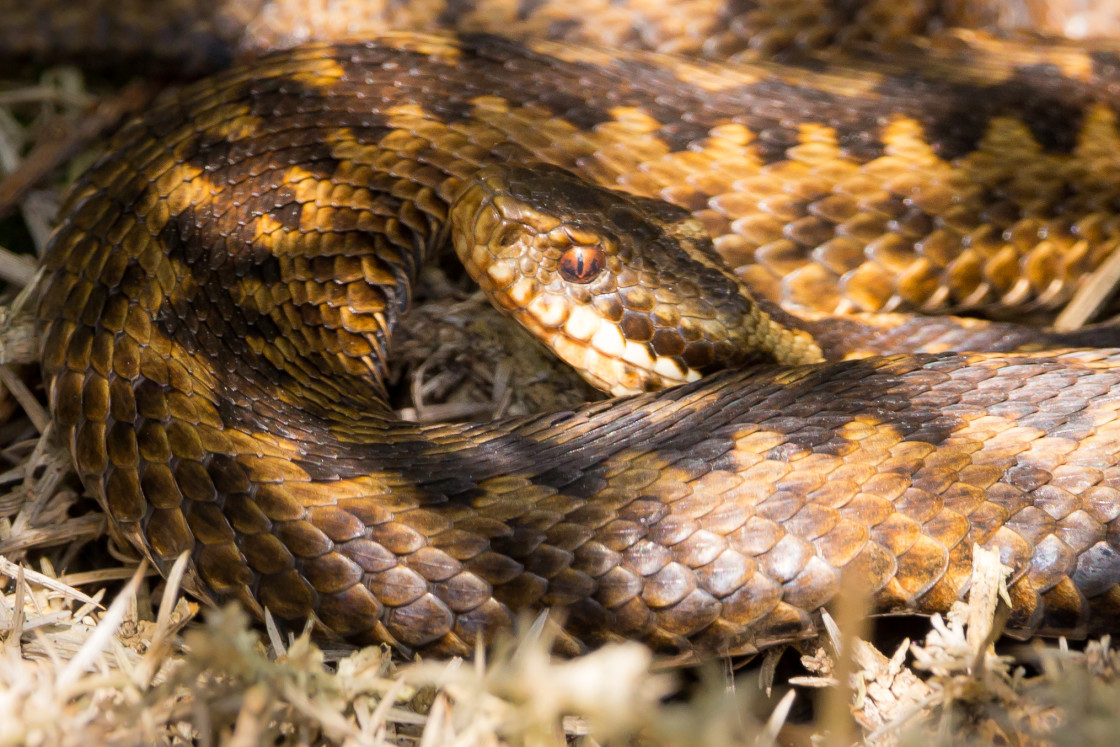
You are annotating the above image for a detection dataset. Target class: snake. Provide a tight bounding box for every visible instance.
[20,3,1120,658]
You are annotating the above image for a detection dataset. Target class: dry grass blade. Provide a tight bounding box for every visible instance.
[0,246,36,286]
[55,559,146,692]
[1055,243,1120,331]
[0,366,47,433]
[0,555,99,608]
[0,80,153,222]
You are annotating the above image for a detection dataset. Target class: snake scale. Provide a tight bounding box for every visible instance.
[16,1,1120,657]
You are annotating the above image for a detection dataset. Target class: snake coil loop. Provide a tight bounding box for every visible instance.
[34,31,1120,657]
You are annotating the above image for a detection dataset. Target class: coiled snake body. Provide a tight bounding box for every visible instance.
[30,23,1120,656]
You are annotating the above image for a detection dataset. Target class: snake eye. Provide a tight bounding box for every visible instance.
[558,245,606,284]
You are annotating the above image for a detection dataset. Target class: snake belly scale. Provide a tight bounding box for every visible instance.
[35,31,1120,657]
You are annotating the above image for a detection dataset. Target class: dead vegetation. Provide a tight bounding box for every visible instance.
[4,59,1120,747]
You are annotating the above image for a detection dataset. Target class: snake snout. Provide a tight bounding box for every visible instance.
[450,164,823,395]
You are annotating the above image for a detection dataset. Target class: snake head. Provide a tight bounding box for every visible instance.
[450,163,820,396]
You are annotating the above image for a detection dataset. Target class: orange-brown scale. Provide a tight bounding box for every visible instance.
[34,33,1120,657]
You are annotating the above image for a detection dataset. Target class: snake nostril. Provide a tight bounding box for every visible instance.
[558,245,606,283]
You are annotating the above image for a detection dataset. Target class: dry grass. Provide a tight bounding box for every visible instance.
[4,62,1120,747]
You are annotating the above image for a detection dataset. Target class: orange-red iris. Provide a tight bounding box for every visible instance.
[558,245,606,283]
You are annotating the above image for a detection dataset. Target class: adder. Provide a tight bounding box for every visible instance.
[12,0,1120,657]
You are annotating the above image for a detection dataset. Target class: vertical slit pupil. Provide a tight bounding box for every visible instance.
[560,246,604,283]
